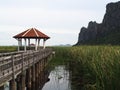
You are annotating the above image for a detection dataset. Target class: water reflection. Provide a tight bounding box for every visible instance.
[42,65,71,90]
[4,82,9,90]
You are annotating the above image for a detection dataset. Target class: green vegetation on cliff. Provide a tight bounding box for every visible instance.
[95,29,120,45]
[77,1,120,45]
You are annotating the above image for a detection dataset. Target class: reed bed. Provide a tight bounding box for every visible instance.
[52,46,120,90]
[0,46,17,53]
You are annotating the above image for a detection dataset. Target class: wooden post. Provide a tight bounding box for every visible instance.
[21,73,26,90]
[21,53,26,90]
[10,55,16,90]
[35,63,39,89]
[40,60,42,72]
[45,57,47,66]
[10,80,16,90]
[16,75,21,90]
[38,61,41,87]
[43,58,45,69]
[26,54,31,90]
[26,68,31,90]
[12,55,15,81]
[31,52,35,90]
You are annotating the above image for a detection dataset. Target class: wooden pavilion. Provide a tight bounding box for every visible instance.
[13,28,50,51]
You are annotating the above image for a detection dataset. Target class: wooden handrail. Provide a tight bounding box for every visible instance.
[0,48,52,86]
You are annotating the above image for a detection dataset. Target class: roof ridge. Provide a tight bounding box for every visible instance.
[22,29,31,37]
[33,28,39,37]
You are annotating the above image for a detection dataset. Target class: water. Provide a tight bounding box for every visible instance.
[42,65,71,90]
[4,82,9,90]
[4,66,71,90]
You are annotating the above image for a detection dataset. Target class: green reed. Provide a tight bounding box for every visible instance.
[52,46,120,90]
[0,46,17,53]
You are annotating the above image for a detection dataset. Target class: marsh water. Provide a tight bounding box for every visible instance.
[5,65,71,90]
[42,65,71,90]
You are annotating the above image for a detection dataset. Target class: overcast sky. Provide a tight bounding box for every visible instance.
[0,0,118,46]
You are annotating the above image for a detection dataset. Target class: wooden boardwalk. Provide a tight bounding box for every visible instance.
[0,48,53,90]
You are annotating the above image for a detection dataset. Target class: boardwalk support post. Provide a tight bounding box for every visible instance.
[16,75,21,90]
[10,55,16,90]
[35,63,39,89]
[21,53,26,90]
[31,52,35,90]
[26,53,32,90]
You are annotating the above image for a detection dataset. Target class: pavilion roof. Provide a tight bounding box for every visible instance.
[13,28,50,39]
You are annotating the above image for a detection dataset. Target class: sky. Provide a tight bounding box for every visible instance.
[0,0,119,46]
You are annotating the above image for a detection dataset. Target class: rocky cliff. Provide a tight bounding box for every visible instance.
[76,1,120,45]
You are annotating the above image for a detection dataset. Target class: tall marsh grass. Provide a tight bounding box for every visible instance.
[52,46,120,90]
[0,46,17,53]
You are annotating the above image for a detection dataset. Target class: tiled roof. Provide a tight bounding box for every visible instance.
[13,28,50,39]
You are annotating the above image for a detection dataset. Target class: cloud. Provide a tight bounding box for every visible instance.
[0,7,103,27]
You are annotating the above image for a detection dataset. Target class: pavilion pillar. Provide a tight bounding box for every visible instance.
[35,39,38,51]
[43,39,46,49]
[18,38,22,51]
[24,38,27,52]
[28,39,30,46]
[20,39,22,46]
[28,38,30,50]
[18,39,20,52]
[38,39,40,49]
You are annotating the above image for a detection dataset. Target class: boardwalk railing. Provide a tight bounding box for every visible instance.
[0,48,53,90]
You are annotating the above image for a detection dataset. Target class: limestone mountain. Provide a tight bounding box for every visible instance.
[76,1,120,45]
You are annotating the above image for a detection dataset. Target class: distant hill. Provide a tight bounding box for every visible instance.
[76,1,120,45]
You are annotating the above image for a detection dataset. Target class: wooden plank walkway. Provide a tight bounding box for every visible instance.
[0,48,53,90]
